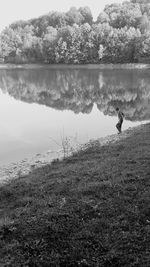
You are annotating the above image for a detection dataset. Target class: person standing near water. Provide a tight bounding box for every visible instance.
[116,107,124,134]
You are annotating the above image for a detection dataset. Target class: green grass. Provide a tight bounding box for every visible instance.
[0,124,150,266]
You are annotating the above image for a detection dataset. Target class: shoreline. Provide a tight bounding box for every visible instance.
[0,122,150,266]
[0,63,150,70]
[0,124,144,186]
[0,149,63,186]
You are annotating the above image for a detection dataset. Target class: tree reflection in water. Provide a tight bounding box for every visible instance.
[0,68,149,122]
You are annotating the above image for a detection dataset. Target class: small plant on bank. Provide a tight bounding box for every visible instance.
[49,132,80,159]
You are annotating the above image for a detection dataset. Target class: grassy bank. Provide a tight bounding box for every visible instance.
[0,63,150,70]
[0,124,150,266]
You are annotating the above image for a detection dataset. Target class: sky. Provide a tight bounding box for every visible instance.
[0,0,124,32]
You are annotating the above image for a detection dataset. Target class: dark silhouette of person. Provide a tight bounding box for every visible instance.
[116,107,124,134]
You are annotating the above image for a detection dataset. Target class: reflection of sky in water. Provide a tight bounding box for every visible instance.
[0,89,145,165]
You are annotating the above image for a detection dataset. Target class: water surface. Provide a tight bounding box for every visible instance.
[0,67,149,165]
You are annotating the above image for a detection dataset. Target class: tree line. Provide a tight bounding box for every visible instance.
[1,0,150,64]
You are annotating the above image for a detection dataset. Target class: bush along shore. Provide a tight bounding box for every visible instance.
[0,123,150,266]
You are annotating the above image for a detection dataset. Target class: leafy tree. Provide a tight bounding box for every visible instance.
[46,12,67,28]
[55,25,81,63]
[78,7,93,25]
[139,13,150,33]
[43,26,58,63]
[137,32,150,58]
[98,44,105,60]
[66,7,83,26]
[55,38,68,63]
[131,0,150,3]
[0,28,22,57]
[123,27,141,62]
[104,2,142,28]
[78,23,92,62]
[96,12,110,24]
[10,20,28,30]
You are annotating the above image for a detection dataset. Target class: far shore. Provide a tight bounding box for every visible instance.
[0,62,150,70]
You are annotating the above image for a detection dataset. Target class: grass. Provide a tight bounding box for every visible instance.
[0,123,150,266]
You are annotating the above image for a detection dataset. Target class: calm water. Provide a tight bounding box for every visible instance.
[0,67,149,165]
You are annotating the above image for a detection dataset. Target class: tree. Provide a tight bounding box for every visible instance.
[43,26,58,62]
[104,2,142,28]
[78,23,93,63]
[131,0,150,4]
[54,25,81,63]
[139,13,150,33]
[123,27,141,62]
[0,27,22,57]
[137,32,150,58]
[78,7,93,25]
[98,44,105,60]
[96,12,110,24]
[66,7,83,26]
[47,12,67,28]
[10,20,28,30]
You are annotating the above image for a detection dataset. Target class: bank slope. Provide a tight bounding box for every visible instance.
[0,123,150,266]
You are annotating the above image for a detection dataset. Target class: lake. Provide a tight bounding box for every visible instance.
[0,66,149,165]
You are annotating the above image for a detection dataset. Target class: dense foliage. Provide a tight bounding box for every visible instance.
[1,0,150,63]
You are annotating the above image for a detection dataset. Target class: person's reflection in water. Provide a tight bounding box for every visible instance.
[116,107,125,134]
